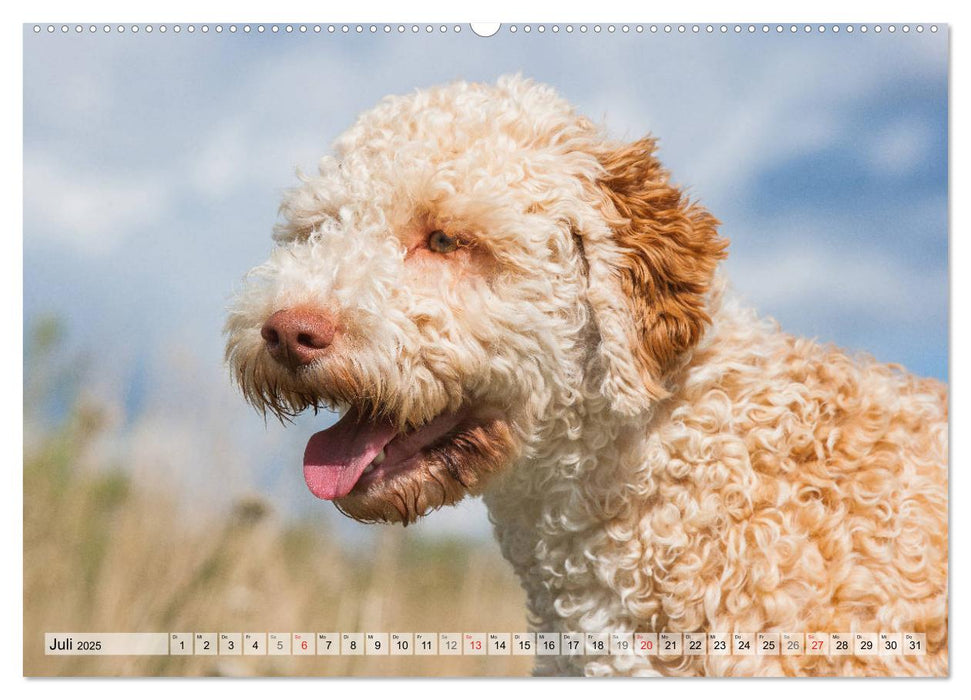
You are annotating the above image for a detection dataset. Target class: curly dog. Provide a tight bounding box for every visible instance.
[225,76,948,676]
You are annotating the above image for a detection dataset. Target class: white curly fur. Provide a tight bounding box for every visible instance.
[225,75,948,676]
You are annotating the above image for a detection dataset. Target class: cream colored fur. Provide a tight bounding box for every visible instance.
[225,75,948,676]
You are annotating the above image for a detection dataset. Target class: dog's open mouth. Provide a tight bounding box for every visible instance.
[303,406,473,500]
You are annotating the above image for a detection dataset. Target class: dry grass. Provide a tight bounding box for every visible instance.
[23,321,531,677]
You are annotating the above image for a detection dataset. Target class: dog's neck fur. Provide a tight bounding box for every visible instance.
[482,288,733,676]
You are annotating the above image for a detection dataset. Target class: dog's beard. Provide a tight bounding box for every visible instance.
[227,332,427,425]
[226,334,520,524]
[334,416,517,524]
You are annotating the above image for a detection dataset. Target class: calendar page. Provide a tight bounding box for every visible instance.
[23,20,948,678]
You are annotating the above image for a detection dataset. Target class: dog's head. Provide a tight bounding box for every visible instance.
[225,76,726,524]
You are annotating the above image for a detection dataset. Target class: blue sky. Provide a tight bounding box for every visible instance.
[23,25,948,536]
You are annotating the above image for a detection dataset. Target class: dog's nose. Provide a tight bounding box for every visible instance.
[261,308,336,369]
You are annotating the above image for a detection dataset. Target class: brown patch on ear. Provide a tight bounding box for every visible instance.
[597,137,728,386]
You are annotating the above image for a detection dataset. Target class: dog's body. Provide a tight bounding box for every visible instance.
[225,76,948,676]
[486,289,947,676]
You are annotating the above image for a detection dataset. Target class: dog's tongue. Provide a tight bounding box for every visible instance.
[303,410,397,500]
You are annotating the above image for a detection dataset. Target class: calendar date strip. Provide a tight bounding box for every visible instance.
[46,631,927,657]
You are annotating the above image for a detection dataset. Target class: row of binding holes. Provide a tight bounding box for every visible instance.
[33,24,940,34]
[32,24,464,34]
[511,24,937,33]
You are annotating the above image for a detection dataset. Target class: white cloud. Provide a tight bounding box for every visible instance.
[726,233,943,325]
[24,154,172,256]
[866,119,934,175]
[577,37,942,206]
[188,120,253,199]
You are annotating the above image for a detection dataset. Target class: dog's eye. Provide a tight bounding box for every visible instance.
[427,229,458,254]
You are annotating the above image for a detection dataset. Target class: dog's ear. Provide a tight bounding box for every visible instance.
[577,137,728,415]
